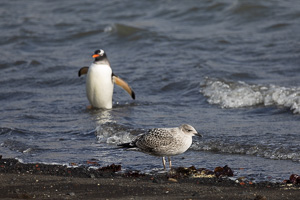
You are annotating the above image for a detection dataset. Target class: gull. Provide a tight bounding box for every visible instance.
[118,124,202,170]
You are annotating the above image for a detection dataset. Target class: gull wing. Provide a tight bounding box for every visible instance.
[136,129,174,149]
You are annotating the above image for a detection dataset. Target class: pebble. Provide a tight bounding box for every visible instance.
[168,178,178,182]
[153,178,165,184]
[67,192,76,196]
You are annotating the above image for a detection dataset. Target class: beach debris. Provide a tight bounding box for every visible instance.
[122,170,145,178]
[254,194,267,200]
[171,166,213,178]
[235,177,251,186]
[214,165,234,178]
[70,162,77,166]
[192,168,215,178]
[284,174,300,185]
[174,166,198,176]
[98,164,121,173]
[168,165,234,179]
[86,160,100,166]
[239,181,246,186]
[166,165,234,179]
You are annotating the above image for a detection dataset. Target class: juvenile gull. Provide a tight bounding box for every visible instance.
[118,124,202,170]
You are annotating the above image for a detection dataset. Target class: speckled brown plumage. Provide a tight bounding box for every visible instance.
[118,124,202,170]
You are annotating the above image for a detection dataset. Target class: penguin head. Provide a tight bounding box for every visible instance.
[92,49,107,62]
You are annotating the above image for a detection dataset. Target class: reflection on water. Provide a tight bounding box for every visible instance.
[94,109,114,125]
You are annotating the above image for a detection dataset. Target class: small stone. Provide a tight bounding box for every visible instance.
[254,195,267,200]
[168,178,178,182]
[67,192,75,196]
[153,178,164,184]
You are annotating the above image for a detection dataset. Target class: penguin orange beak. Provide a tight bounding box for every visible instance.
[92,54,100,58]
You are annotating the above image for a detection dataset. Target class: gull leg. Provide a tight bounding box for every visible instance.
[168,156,172,169]
[162,157,166,170]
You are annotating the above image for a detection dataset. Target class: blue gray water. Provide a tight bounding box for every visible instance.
[0,0,299,182]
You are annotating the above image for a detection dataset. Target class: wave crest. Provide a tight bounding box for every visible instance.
[192,140,300,162]
[200,78,300,113]
[95,123,143,144]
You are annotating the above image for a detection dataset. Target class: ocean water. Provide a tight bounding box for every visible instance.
[0,0,299,182]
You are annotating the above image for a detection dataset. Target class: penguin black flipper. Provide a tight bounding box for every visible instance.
[78,66,89,77]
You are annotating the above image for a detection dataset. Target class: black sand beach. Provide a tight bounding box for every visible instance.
[1,1,300,195]
[0,157,299,200]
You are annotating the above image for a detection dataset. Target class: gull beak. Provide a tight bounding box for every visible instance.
[196,132,203,137]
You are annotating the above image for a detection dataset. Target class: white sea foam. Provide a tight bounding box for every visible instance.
[95,123,136,144]
[192,140,300,162]
[200,77,300,113]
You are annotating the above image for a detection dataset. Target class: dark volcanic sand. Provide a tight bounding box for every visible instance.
[0,157,299,200]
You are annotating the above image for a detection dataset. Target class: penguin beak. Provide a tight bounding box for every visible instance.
[92,54,100,58]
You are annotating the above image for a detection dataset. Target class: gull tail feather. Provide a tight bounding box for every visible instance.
[117,142,136,148]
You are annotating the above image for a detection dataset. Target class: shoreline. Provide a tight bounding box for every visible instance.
[0,157,299,199]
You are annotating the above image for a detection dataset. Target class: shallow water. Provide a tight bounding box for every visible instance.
[0,0,299,182]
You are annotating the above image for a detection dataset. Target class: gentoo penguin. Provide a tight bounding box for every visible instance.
[78,49,135,109]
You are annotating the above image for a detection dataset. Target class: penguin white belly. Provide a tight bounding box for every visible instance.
[86,64,114,109]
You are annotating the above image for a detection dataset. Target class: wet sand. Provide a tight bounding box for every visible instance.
[0,157,299,200]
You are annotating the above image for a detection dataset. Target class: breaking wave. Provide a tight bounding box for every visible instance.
[95,123,144,144]
[94,123,300,162]
[200,77,300,114]
[192,139,300,162]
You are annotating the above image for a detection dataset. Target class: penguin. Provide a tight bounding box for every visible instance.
[78,49,135,109]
